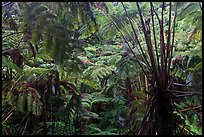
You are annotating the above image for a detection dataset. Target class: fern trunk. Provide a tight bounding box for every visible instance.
[157,90,173,135]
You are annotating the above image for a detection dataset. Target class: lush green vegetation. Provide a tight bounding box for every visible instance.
[2,2,202,135]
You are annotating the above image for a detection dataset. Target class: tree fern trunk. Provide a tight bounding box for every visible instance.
[157,91,173,135]
[125,77,133,106]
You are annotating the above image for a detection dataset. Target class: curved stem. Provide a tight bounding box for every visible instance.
[105,12,154,86]
[150,2,161,75]
[168,2,178,77]
[121,2,153,72]
[136,2,161,89]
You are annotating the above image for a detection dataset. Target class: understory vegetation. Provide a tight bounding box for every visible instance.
[2,2,202,135]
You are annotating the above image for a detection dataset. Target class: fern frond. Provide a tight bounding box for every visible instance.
[27,92,33,112]
[128,91,147,131]
[83,64,114,81]
[2,56,23,75]
[32,100,37,115]
[30,5,48,17]
[6,91,15,105]
[177,2,200,21]
[17,93,26,113]
[79,78,101,89]
[36,101,43,116]
[31,31,41,45]
[50,38,60,60]
[116,56,141,79]
[23,66,53,78]
[42,34,53,50]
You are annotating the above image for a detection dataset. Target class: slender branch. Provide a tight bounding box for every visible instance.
[101,9,155,87]
[173,83,202,90]
[161,2,165,60]
[151,3,166,89]
[2,106,17,124]
[165,89,202,95]
[113,15,151,71]
[153,4,164,80]
[161,2,167,88]
[177,94,199,97]
[170,91,201,117]
[165,2,172,82]
[168,2,178,77]
[150,2,161,75]
[180,106,202,112]
[121,2,153,72]
[136,2,161,89]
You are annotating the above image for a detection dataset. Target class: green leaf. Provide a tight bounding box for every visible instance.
[6,91,15,105]
[27,93,33,112]
[193,62,202,72]
[2,56,23,75]
[18,93,26,113]
[32,100,37,115]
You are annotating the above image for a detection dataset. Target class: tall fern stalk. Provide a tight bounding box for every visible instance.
[120,2,178,135]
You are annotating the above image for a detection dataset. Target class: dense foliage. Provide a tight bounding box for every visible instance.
[2,2,202,135]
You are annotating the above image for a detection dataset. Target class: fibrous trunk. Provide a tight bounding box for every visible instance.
[157,90,173,135]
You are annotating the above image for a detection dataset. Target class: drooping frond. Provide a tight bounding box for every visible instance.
[5,82,43,116]
[83,64,114,85]
[19,2,99,65]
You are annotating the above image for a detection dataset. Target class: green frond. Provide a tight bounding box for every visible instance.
[50,38,60,61]
[46,23,71,34]
[34,11,57,33]
[116,56,141,79]
[87,92,112,104]
[2,56,24,77]
[83,65,113,82]
[24,66,53,75]
[177,2,201,21]
[107,54,122,65]
[27,92,33,112]
[31,31,42,45]
[79,78,101,90]
[2,9,18,31]
[6,91,15,105]
[42,34,53,50]
[128,91,147,131]
[17,93,26,113]
[31,5,48,17]
[32,100,37,115]
[36,101,43,116]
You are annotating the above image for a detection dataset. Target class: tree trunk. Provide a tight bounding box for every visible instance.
[157,90,173,135]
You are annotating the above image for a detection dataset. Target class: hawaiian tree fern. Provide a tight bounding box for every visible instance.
[19,2,98,65]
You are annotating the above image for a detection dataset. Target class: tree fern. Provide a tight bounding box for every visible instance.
[18,2,100,67]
